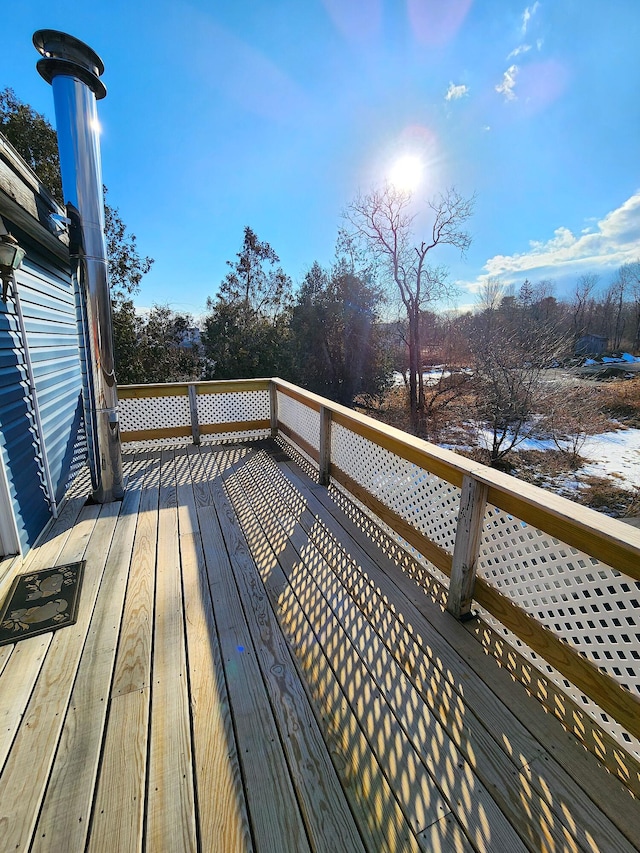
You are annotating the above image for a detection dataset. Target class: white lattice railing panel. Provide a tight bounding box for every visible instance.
[477,503,640,696]
[197,390,269,425]
[119,394,191,432]
[277,391,320,451]
[331,422,461,554]
[474,599,640,758]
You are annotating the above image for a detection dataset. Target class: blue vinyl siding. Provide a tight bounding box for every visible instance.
[0,298,49,552]
[0,243,86,553]
[17,250,87,505]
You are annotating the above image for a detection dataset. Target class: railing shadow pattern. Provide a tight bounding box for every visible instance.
[223,445,638,852]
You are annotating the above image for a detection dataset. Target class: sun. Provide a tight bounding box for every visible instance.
[388,154,423,192]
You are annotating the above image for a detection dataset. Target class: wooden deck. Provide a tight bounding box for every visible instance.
[0,439,638,852]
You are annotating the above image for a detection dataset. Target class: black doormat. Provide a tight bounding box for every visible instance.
[0,562,85,646]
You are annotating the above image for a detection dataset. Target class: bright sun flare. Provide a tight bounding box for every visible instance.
[388,155,423,192]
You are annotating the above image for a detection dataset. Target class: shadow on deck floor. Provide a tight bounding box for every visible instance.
[0,439,637,852]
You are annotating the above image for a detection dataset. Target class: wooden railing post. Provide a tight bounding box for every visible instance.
[270,381,278,439]
[188,384,200,445]
[319,405,332,486]
[447,474,488,620]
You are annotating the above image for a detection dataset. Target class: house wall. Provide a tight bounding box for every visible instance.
[1,134,86,557]
[575,334,608,356]
[0,232,86,554]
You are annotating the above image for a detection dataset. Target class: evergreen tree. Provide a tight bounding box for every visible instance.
[289,259,391,405]
[0,87,63,202]
[202,227,292,379]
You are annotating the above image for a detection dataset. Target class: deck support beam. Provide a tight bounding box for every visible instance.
[270,381,278,439]
[188,384,200,445]
[447,475,488,620]
[319,406,332,486]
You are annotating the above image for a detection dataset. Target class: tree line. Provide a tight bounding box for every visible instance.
[117,225,392,407]
[113,219,638,473]
[394,273,640,465]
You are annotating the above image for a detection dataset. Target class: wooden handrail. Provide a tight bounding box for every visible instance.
[119,376,640,583]
[118,378,271,399]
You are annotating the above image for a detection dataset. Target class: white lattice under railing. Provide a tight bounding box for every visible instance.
[117,377,640,765]
[118,380,271,445]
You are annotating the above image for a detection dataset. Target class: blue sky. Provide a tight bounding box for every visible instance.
[2,1,639,317]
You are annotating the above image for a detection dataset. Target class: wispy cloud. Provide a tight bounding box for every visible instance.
[445,82,469,101]
[507,44,531,60]
[496,65,519,100]
[522,2,540,34]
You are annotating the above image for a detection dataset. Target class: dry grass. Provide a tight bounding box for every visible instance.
[357,385,412,432]
[503,452,639,518]
[574,476,640,517]
[509,449,582,483]
[592,376,640,427]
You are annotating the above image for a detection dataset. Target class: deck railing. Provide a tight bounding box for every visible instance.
[118,378,640,754]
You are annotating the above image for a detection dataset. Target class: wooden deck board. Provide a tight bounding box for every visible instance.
[0,438,637,852]
[199,447,368,853]
[225,465,426,853]
[176,447,252,853]
[146,449,198,853]
[230,453,527,852]
[87,453,160,853]
[0,556,18,597]
[0,643,13,679]
[0,634,53,774]
[189,446,312,851]
[32,470,144,851]
[0,493,90,603]
[0,502,101,777]
[0,501,120,851]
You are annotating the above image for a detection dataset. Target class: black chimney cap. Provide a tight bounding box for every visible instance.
[34,30,106,100]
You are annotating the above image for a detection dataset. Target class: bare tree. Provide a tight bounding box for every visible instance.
[469,296,568,466]
[605,272,627,350]
[541,381,603,468]
[571,273,599,343]
[476,277,504,313]
[346,184,474,432]
[616,261,640,351]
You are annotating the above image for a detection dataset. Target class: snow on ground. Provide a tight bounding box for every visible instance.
[392,364,640,492]
[472,426,640,492]
[578,429,640,491]
[393,369,451,386]
[584,353,640,365]
[392,367,472,387]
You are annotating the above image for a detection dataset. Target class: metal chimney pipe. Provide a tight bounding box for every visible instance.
[34,29,123,503]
